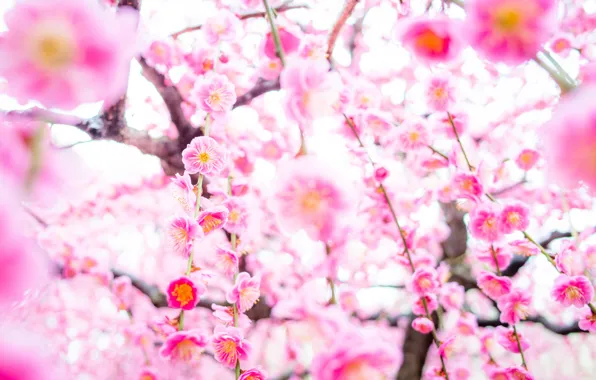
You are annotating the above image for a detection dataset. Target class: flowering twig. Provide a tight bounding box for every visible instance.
[327,0,361,61]
[447,112,474,172]
[263,0,286,66]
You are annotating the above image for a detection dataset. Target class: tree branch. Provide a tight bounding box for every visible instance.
[477,315,584,335]
[233,78,281,108]
[327,0,361,60]
[396,314,436,380]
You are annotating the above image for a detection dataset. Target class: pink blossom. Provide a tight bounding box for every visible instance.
[495,326,529,353]
[470,204,503,242]
[465,0,557,64]
[212,326,252,369]
[226,272,261,313]
[145,40,174,66]
[182,136,228,175]
[112,276,132,310]
[192,73,237,118]
[138,367,157,380]
[272,156,356,242]
[410,267,440,296]
[280,59,342,124]
[515,149,540,171]
[215,246,238,278]
[453,173,484,200]
[431,111,468,138]
[543,85,596,189]
[456,313,478,336]
[361,111,392,139]
[509,240,539,257]
[578,306,596,332]
[167,216,202,257]
[311,333,395,380]
[477,271,512,299]
[413,295,439,316]
[505,366,534,380]
[166,276,205,310]
[555,241,585,275]
[498,202,530,234]
[412,317,434,334]
[399,16,466,63]
[171,172,197,214]
[498,289,531,324]
[0,0,138,109]
[438,336,456,358]
[223,197,248,234]
[197,206,229,235]
[258,58,283,80]
[425,73,456,112]
[475,244,513,270]
[439,282,465,310]
[203,10,240,45]
[374,167,389,183]
[263,27,301,59]
[159,330,208,362]
[549,34,573,57]
[551,274,594,308]
[396,118,430,151]
[212,304,251,328]
[239,367,268,380]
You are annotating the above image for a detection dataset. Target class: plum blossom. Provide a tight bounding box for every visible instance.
[159,330,208,362]
[555,240,585,276]
[197,206,229,235]
[549,34,573,57]
[171,172,196,214]
[263,27,301,59]
[212,326,252,369]
[505,366,534,380]
[167,216,202,257]
[166,276,205,310]
[578,307,596,332]
[469,204,503,242]
[453,172,484,200]
[475,244,513,270]
[411,267,440,296]
[182,136,228,175]
[498,202,530,234]
[203,9,240,44]
[396,118,430,151]
[551,274,594,308]
[223,197,248,234]
[495,326,529,353]
[413,295,439,316]
[399,16,466,63]
[465,0,557,64]
[226,272,261,313]
[515,149,540,171]
[193,73,237,118]
[215,246,239,278]
[239,367,267,380]
[438,336,456,358]
[412,317,434,334]
[477,271,512,299]
[0,0,138,109]
[425,73,456,112]
[498,289,531,324]
[439,282,465,310]
[212,304,251,328]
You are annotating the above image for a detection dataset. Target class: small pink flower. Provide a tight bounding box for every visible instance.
[215,246,239,278]
[374,167,389,183]
[138,367,157,380]
[495,326,529,353]
[477,271,512,300]
[508,240,539,257]
[438,336,456,358]
[182,136,227,175]
[498,289,531,324]
[413,294,439,316]
[470,204,503,242]
[412,317,434,334]
[498,202,529,234]
[212,326,252,369]
[159,330,208,362]
[399,16,466,63]
[505,366,534,380]
[549,34,573,57]
[263,27,301,59]
[203,9,240,45]
[197,206,229,235]
[456,313,478,336]
[465,0,557,64]
[425,73,456,112]
[551,274,594,308]
[431,111,468,138]
[453,173,484,200]
[212,304,251,328]
[146,40,174,66]
[167,216,202,257]
[578,306,596,332]
[112,276,132,310]
[258,58,283,80]
[439,282,465,310]
[171,172,197,214]
[475,244,513,271]
[411,267,440,296]
[166,276,205,310]
[515,149,540,171]
[223,197,248,234]
[193,73,237,118]
[396,118,430,151]
[555,240,585,275]
[239,367,268,380]
[226,272,261,313]
[0,0,138,109]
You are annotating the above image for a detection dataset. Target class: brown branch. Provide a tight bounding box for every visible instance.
[477,315,584,335]
[233,78,281,108]
[170,2,309,39]
[396,314,437,380]
[326,0,361,61]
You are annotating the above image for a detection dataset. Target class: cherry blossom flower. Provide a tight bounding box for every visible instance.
[271,156,356,242]
[399,16,466,63]
[396,118,430,151]
[203,9,240,45]
[212,326,252,369]
[475,243,512,270]
[167,216,202,257]
[498,289,531,324]
[498,202,530,234]
[212,304,251,328]
[555,241,585,276]
[215,246,239,278]
[549,34,573,58]
[465,0,557,64]
[145,40,175,66]
[469,204,503,242]
[477,271,512,299]
[166,276,205,310]
[263,27,301,59]
[182,136,228,175]
[438,336,456,358]
[412,317,434,334]
[171,172,196,214]
[0,0,138,109]
[505,366,534,380]
[440,282,465,310]
[197,206,229,235]
[226,272,261,313]
[425,73,456,112]
[509,240,539,257]
[543,85,596,189]
[413,295,439,316]
[551,274,594,308]
[453,172,484,200]
[578,307,596,332]
[159,330,208,362]
[495,326,529,353]
[411,267,440,296]
[138,367,157,380]
[280,59,342,125]
[239,367,267,380]
[515,149,540,171]
[223,197,248,234]
[193,73,237,118]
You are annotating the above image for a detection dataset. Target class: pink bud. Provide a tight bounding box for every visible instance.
[374,167,389,182]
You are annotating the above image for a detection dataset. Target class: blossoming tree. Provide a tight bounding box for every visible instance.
[2,0,596,379]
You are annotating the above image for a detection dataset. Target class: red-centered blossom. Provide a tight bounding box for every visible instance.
[166,276,205,310]
[438,336,456,358]
[498,202,530,234]
[578,306,596,332]
[475,244,513,270]
[453,172,484,200]
[515,149,540,171]
[0,0,137,109]
[551,274,594,308]
[498,288,531,324]
[412,295,439,316]
[138,367,157,380]
[495,326,529,353]
[465,0,557,64]
[212,326,252,369]
[197,206,229,235]
[239,367,268,380]
[215,246,238,278]
[425,73,456,112]
[192,73,237,118]
[412,317,434,334]
[399,16,466,63]
[505,366,535,380]
[182,136,228,175]
[223,197,248,234]
[410,267,440,296]
[470,204,503,242]
[543,85,596,190]
[167,216,202,257]
[226,272,261,313]
[477,271,512,299]
[159,330,208,362]
[263,27,301,59]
